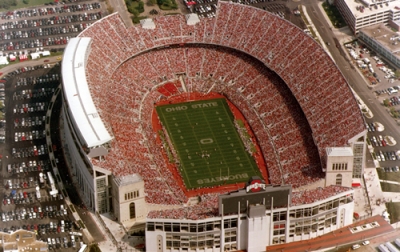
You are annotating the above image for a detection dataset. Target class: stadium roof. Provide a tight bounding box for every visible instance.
[326,147,353,157]
[61,37,112,148]
[140,18,156,29]
[346,0,400,18]
[360,23,400,54]
[114,173,143,187]
[186,13,200,25]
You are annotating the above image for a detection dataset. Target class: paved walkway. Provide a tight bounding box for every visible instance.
[380,179,400,185]
[88,212,120,252]
[107,0,133,27]
[98,213,145,251]
[300,5,333,59]
[361,168,388,217]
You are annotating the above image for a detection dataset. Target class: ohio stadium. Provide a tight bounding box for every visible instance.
[60,2,367,251]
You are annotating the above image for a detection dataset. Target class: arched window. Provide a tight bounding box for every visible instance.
[336,174,342,186]
[129,202,136,219]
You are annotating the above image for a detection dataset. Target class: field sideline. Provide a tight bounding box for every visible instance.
[156,98,262,189]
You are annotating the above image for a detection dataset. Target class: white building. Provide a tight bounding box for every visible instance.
[0,229,48,252]
[335,0,400,33]
[358,23,400,68]
[325,147,354,187]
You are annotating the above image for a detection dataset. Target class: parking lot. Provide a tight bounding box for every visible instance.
[365,121,400,176]
[345,40,400,178]
[0,1,105,52]
[0,65,85,251]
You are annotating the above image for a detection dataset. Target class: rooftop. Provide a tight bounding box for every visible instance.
[360,23,400,54]
[326,147,353,157]
[186,13,200,25]
[114,173,143,187]
[346,0,400,18]
[0,229,48,251]
[62,37,113,148]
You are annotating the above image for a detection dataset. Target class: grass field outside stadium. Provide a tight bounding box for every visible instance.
[0,0,50,12]
[156,98,262,190]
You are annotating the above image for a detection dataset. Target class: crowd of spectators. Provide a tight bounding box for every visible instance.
[73,2,365,209]
[291,185,353,206]
[147,193,220,220]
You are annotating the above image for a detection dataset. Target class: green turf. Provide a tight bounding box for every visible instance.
[156,98,262,189]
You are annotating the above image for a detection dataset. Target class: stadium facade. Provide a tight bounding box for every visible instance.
[145,183,354,252]
[60,2,366,251]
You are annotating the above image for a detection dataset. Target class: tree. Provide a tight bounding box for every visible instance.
[0,0,17,9]
[107,5,114,13]
[129,7,139,16]
[137,1,144,13]
[0,2,10,9]
[23,0,30,4]
[157,0,177,9]
[89,244,102,252]
[395,69,400,79]
[383,99,390,107]
[390,107,400,118]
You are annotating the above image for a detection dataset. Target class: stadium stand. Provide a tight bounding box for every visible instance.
[74,1,364,207]
[145,185,353,220]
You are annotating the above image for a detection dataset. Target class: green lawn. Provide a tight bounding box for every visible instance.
[377,168,400,192]
[157,0,177,10]
[386,202,400,224]
[0,0,51,12]
[377,168,400,185]
[156,98,261,189]
[380,182,400,192]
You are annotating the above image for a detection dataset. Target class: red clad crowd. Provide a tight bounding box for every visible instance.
[78,2,365,208]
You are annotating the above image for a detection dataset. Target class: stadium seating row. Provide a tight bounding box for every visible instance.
[291,185,352,206]
[147,193,220,220]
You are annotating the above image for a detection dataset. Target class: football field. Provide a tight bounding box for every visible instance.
[156,98,262,189]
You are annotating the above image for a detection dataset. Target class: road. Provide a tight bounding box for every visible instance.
[1,56,61,75]
[108,0,133,27]
[303,0,400,162]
